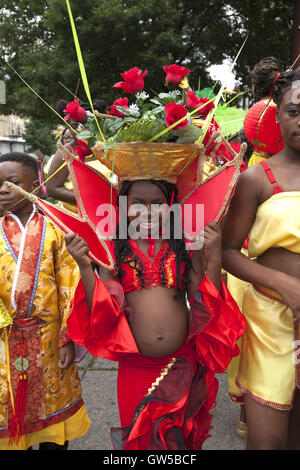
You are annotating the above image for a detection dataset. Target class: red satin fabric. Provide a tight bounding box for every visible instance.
[114,343,218,450]
[67,273,245,449]
[189,277,246,373]
[67,277,139,361]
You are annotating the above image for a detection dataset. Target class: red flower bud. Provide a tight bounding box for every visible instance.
[63,99,87,122]
[113,67,148,94]
[163,64,190,85]
[186,91,215,116]
[109,97,130,118]
[74,139,91,162]
[164,102,188,129]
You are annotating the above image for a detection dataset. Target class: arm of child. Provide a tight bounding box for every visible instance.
[53,228,81,366]
[65,232,96,311]
[187,221,222,299]
[186,221,246,373]
[65,233,139,360]
[222,166,300,321]
[58,341,75,369]
[46,148,77,205]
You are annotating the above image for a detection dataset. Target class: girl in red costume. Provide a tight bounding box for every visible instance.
[65,177,245,450]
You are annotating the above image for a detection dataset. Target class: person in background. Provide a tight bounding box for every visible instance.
[226,57,282,439]
[45,99,113,212]
[223,69,300,449]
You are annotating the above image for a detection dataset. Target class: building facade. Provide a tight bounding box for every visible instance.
[0,115,27,154]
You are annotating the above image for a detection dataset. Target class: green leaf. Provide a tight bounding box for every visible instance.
[114,105,140,118]
[76,130,92,140]
[196,88,216,100]
[172,124,203,144]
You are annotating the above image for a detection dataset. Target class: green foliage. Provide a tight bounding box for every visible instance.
[196,88,216,100]
[214,104,248,139]
[23,119,57,156]
[0,0,294,127]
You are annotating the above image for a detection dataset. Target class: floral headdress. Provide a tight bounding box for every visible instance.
[60,63,236,182]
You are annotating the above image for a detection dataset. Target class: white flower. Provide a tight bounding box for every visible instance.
[168,90,181,99]
[129,104,140,113]
[136,91,149,101]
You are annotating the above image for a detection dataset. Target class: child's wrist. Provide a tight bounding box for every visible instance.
[79,260,93,272]
[206,259,221,271]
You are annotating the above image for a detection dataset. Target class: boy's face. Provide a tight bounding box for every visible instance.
[0,161,38,213]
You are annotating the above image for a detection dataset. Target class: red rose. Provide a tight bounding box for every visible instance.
[186,91,215,116]
[113,67,148,94]
[74,139,91,162]
[163,64,190,85]
[164,102,188,129]
[63,98,87,122]
[109,97,130,118]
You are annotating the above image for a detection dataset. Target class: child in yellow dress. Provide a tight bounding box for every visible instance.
[223,68,300,449]
[0,152,90,450]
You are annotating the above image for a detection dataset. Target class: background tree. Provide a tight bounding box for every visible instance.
[0,0,295,129]
[23,119,56,157]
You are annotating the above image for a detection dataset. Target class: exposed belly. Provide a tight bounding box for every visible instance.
[257,247,300,279]
[125,286,188,357]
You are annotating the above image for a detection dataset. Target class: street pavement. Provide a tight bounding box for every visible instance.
[68,352,246,451]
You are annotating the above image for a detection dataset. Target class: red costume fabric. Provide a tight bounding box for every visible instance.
[112,239,186,293]
[67,243,245,450]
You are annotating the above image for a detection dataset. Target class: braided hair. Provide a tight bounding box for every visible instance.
[272,69,300,107]
[114,179,192,292]
[251,57,281,100]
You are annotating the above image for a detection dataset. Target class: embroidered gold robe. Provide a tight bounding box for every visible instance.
[0,208,90,448]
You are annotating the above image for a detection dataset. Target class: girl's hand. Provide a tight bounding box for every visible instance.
[201,222,222,269]
[276,275,300,322]
[58,341,75,369]
[65,232,91,270]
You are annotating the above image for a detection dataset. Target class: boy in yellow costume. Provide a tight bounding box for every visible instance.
[0,152,90,450]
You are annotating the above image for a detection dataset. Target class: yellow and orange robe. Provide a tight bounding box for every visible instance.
[0,207,90,449]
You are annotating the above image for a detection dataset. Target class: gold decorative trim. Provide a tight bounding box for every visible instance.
[146,357,176,396]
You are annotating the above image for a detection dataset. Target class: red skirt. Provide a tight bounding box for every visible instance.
[113,342,218,450]
[67,275,245,450]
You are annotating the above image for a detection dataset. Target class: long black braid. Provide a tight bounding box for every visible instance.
[114,179,192,293]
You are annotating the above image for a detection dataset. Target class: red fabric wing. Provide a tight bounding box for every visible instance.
[181,164,237,239]
[35,198,114,269]
[68,158,118,238]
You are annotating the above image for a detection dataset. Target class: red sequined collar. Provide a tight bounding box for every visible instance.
[117,239,186,293]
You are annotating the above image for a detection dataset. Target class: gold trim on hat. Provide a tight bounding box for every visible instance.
[92,141,205,183]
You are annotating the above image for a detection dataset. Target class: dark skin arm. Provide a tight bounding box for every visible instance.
[46,148,77,205]
[187,221,222,298]
[222,164,300,321]
[65,232,96,312]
